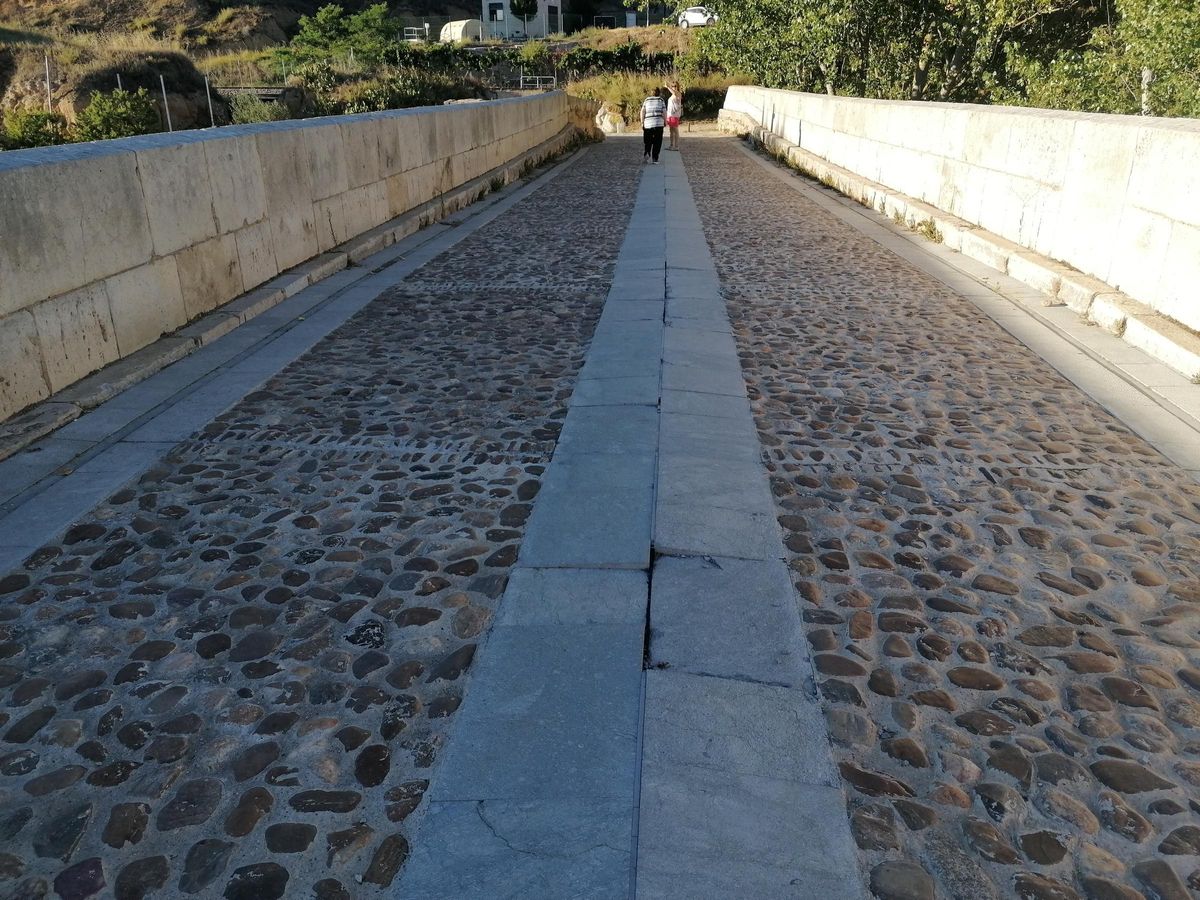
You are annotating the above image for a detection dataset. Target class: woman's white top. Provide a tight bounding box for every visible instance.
[667,95,683,118]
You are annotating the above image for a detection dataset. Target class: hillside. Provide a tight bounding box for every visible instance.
[0,1,477,50]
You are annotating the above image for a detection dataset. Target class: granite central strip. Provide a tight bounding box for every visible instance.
[633,150,864,898]
[397,144,862,897]
[396,149,666,896]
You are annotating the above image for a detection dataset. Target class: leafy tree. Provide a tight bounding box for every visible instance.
[291,3,399,67]
[1014,0,1200,115]
[696,0,1113,103]
[510,0,540,34]
[74,89,160,142]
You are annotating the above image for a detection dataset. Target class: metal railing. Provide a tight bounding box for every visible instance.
[519,73,558,90]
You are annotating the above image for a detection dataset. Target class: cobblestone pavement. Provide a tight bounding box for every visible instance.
[0,141,637,900]
[686,138,1200,900]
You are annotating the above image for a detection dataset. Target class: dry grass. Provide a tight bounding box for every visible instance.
[563,25,691,55]
[198,48,279,84]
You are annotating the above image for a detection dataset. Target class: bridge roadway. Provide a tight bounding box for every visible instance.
[0,135,1199,900]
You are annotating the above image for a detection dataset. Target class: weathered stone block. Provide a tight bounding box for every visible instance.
[1007,252,1067,302]
[341,119,383,189]
[267,207,319,272]
[135,142,218,256]
[104,258,188,355]
[234,220,279,292]
[0,311,50,420]
[1122,312,1200,380]
[341,183,389,241]
[31,284,120,392]
[0,152,152,318]
[256,129,315,216]
[303,124,349,201]
[78,153,156,285]
[1059,272,1115,316]
[385,173,410,218]
[174,233,243,319]
[1148,219,1200,333]
[313,195,349,253]
[204,136,268,234]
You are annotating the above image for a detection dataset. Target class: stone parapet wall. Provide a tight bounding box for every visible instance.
[722,86,1200,335]
[0,92,569,421]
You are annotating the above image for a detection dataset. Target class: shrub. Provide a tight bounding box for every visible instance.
[74,88,161,141]
[337,69,482,113]
[2,108,69,149]
[229,93,290,124]
[290,58,338,92]
[518,40,551,71]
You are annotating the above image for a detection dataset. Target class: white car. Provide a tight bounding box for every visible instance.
[677,6,718,27]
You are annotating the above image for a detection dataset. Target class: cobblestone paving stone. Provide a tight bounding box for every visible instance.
[0,141,637,900]
[686,138,1200,900]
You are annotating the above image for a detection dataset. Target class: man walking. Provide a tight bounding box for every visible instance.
[640,87,666,165]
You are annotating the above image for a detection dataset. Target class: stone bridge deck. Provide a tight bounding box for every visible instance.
[1,136,1199,900]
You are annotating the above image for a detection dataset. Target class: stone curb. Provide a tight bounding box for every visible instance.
[718,112,1200,385]
[0,124,588,463]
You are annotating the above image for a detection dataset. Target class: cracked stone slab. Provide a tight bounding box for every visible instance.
[641,670,836,786]
[398,798,632,898]
[429,623,644,803]
[648,555,808,687]
[635,763,863,900]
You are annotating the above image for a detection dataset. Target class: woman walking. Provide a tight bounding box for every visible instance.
[665,81,683,150]
[640,87,666,164]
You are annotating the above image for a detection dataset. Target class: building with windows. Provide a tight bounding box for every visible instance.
[481,0,562,39]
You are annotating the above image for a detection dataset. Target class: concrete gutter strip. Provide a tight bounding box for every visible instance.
[723,114,1200,387]
[397,145,865,898]
[0,141,592,574]
[0,124,584,464]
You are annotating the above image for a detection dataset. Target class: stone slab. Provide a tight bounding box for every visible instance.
[654,499,779,562]
[648,556,807,687]
[0,402,81,465]
[569,375,660,408]
[636,771,863,900]
[656,454,773,513]
[430,623,644,802]
[399,798,632,899]
[661,360,748,398]
[659,411,762,463]
[556,404,658,458]
[497,568,648,627]
[642,669,835,787]
[598,300,664,324]
[659,389,752,420]
[519,456,654,569]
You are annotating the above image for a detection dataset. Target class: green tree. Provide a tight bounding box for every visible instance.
[510,0,540,34]
[291,3,399,67]
[697,0,1110,102]
[73,89,161,142]
[1015,0,1200,115]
